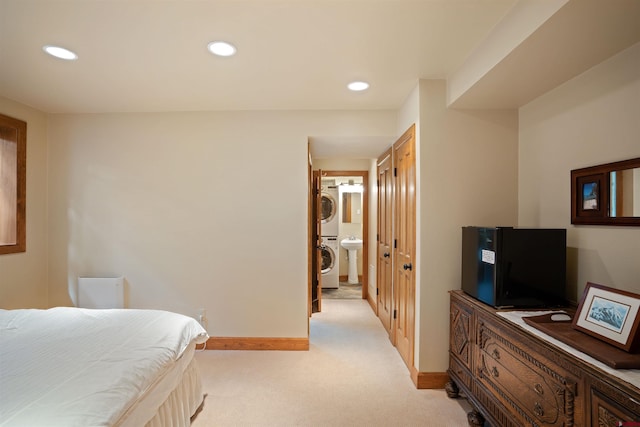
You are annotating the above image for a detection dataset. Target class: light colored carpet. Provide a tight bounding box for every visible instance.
[192,299,471,426]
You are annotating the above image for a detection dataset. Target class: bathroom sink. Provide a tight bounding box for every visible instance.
[341,238,363,284]
[340,238,363,250]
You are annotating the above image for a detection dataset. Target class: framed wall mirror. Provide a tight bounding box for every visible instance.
[341,190,362,224]
[571,157,640,226]
[0,113,26,254]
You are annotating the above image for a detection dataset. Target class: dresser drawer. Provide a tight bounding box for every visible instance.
[449,355,472,391]
[477,320,576,426]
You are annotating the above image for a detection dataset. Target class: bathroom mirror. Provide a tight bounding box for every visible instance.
[0,113,26,254]
[571,157,640,226]
[342,192,362,224]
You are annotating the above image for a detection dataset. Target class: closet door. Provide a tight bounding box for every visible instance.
[393,125,416,369]
[377,148,394,336]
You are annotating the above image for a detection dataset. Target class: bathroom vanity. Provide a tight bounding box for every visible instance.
[447,290,640,426]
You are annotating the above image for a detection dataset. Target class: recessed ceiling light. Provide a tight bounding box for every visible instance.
[43,45,78,60]
[348,81,369,91]
[207,41,237,57]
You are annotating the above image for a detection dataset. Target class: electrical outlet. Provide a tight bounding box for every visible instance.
[197,308,207,328]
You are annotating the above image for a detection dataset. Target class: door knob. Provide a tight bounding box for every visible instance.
[403,263,412,271]
[383,252,390,258]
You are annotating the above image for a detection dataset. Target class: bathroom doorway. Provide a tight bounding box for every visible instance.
[318,170,369,302]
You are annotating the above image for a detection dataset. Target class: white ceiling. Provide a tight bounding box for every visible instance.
[0,0,516,114]
[309,135,395,159]
[1,0,639,159]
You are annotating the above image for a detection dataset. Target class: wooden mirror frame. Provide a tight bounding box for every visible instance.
[571,157,640,226]
[0,113,26,254]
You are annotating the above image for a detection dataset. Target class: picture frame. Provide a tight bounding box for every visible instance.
[572,282,640,352]
[581,179,599,211]
[571,172,606,224]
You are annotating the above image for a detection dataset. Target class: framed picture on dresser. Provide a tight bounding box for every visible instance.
[573,282,640,352]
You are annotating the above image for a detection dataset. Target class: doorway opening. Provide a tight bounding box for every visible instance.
[310,169,369,311]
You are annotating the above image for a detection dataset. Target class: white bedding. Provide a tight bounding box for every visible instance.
[0,307,208,427]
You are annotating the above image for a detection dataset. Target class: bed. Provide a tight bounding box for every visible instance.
[0,307,209,426]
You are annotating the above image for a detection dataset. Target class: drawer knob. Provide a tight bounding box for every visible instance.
[534,402,544,417]
[491,366,499,378]
[534,383,544,395]
[492,349,500,359]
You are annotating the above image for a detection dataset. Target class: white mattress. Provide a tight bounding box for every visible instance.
[0,307,208,427]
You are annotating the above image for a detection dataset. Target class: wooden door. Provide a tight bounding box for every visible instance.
[393,125,416,369]
[310,169,322,313]
[377,148,394,336]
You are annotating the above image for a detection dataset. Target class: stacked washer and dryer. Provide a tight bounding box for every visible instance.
[320,183,339,289]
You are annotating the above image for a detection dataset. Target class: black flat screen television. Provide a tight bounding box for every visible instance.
[461,227,567,308]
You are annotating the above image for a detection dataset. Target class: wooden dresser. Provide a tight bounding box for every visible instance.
[447,290,640,426]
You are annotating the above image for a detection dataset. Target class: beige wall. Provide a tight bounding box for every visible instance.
[448,0,568,106]
[0,98,49,308]
[46,110,396,338]
[519,41,640,299]
[416,80,519,372]
[313,158,370,171]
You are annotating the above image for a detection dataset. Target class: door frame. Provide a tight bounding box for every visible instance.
[319,170,369,301]
[307,147,323,317]
[392,125,416,371]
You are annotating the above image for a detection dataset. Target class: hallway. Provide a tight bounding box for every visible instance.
[192,299,471,426]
